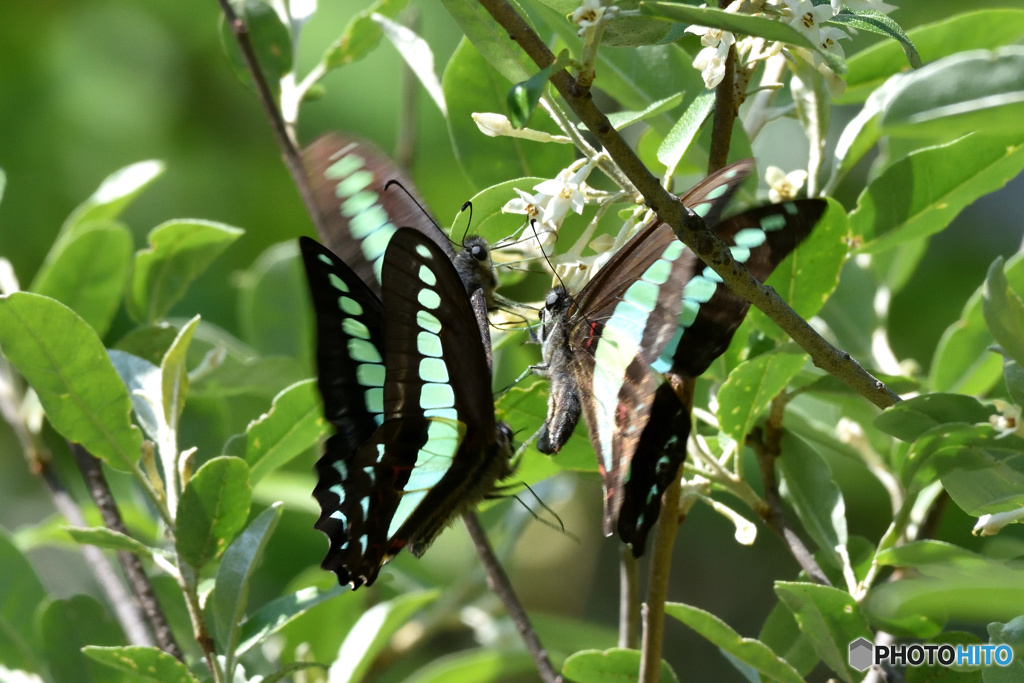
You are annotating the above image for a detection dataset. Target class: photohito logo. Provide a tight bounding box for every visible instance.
[848,638,1015,672]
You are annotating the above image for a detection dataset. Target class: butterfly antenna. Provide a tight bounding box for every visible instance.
[458,200,474,247]
[383,178,452,243]
[530,219,567,292]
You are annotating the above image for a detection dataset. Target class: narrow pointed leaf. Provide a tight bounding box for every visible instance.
[160,315,200,431]
[245,379,328,484]
[128,220,243,323]
[640,3,817,50]
[65,527,155,560]
[322,0,409,69]
[211,503,283,667]
[107,350,162,442]
[176,456,252,569]
[664,602,803,683]
[236,585,345,655]
[0,293,143,471]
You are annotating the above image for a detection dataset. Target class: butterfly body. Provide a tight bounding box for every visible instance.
[303,228,514,589]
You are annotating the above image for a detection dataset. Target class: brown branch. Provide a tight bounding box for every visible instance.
[70,444,184,659]
[639,471,683,683]
[708,43,736,173]
[749,395,831,586]
[462,513,562,683]
[215,0,327,239]
[474,0,900,411]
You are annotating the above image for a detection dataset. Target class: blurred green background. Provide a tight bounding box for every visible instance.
[1,1,1022,680]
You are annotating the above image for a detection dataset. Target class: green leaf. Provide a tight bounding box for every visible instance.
[839,10,1024,105]
[828,9,919,70]
[236,584,345,656]
[329,590,440,683]
[39,595,128,683]
[245,379,329,484]
[176,456,252,569]
[65,527,155,560]
[0,529,47,671]
[774,582,872,683]
[984,257,1024,368]
[211,503,283,674]
[406,649,537,683]
[508,63,554,129]
[442,38,572,190]
[83,646,198,683]
[931,253,1024,394]
[717,348,808,446]
[665,603,803,683]
[865,546,1024,636]
[114,324,180,367]
[30,222,132,337]
[905,632,985,683]
[62,160,164,236]
[322,0,409,69]
[759,600,819,676]
[850,133,1024,254]
[437,0,533,83]
[751,198,848,338]
[160,315,200,440]
[657,91,715,174]
[561,648,677,683]
[220,0,292,101]
[932,429,1024,517]
[108,349,162,442]
[880,48,1024,140]
[777,432,851,582]
[0,292,143,471]
[600,0,682,47]
[827,85,888,194]
[603,92,684,132]
[986,617,1024,683]
[874,393,993,443]
[236,236,310,363]
[447,176,547,252]
[640,3,816,50]
[1004,360,1024,406]
[128,219,244,323]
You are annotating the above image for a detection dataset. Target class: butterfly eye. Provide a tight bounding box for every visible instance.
[471,244,488,262]
[545,291,559,309]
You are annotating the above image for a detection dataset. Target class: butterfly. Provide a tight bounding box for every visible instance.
[535,160,826,554]
[302,132,498,307]
[301,228,514,588]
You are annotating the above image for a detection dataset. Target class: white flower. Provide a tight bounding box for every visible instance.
[781,0,835,42]
[572,0,618,36]
[502,161,594,244]
[818,26,851,57]
[686,25,736,89]
[765,166,808,202]
[989,400,1024,439]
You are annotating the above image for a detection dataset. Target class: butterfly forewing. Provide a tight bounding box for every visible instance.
[303,133,456,293]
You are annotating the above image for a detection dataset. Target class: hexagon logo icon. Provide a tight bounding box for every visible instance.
[849,637,874,671]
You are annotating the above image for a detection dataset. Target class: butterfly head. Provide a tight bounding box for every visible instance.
[454,235,499,308]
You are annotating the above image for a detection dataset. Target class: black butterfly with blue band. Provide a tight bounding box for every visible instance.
[535,159,826,555]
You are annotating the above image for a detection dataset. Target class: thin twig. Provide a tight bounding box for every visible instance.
[215,0,327,239]
[474,0,900,411]
[619,548,639,649]
[749,395,831,586]
[70,444,183,659]
[463,513,562,683]
[39,450,154,648]
[395,7,419,169]
[639,472,683,683]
